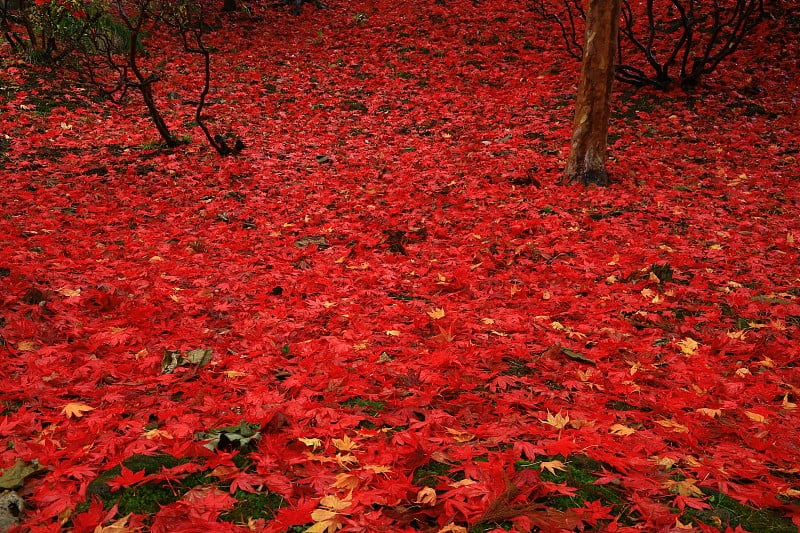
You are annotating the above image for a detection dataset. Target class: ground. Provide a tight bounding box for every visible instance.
[0,1,799,532]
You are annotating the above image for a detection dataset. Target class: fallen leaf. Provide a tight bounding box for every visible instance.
[62,403,95,419]
[427,307,445,319]
[655,419,689,433]
[332,435,359,451]
[93,514,133,533]
[416,486,437,505]
[609,423,636,436]
[0,459,43,489]
[542,410,570,430]
[664,478,704,497]
[744,411,767,424]
[677,337,699,355]
[540,460,567,475]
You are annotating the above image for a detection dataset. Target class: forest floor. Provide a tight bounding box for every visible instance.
[1,0,799,531]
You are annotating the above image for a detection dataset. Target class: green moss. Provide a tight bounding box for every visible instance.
[115,483,182,515]
[502,358,533,377]
[683,490,797,533]
[340,397,385,416]
[87,453,188,499]
[413,460,453,488]
[516,454,624,511]
[0,401,22,417]
[221,490,284,523]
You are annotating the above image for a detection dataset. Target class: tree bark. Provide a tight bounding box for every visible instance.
[563,0,621,186]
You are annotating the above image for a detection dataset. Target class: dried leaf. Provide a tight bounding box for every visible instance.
[427,307,445,319]
[609,423,636,436]
[62,403,94,419]
[0,459,43,489]
[542,411,570,430]
[677,337,699,355]
[540,460,567,475]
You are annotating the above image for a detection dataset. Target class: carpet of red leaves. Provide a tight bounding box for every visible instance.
[1,0,799,531]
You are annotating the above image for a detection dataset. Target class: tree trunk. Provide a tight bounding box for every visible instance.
[563,0,621,186]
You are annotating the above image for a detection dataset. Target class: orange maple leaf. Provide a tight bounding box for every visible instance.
[62,403,94,418]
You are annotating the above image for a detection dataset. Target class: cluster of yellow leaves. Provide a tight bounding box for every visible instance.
[306,494,352,533]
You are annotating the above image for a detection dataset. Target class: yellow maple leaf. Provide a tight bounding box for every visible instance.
[335,453,359,467]
[416,486,437,506]
[655,419,689,433]
[758,357,774,368]
[62,403,94,418]
[651,456,677,470]
[542,410,570,430]
[696,408,721,418]
[223,370,247,378]
[446,427,475,443]
[142,428,174,440]
[305,515,342,533]
[427,308,446,319]
[304,452,336,464]
[319,494,352,512]
[437,525,468,533]
[332,435,359,451]
[364,464,392,474]
[331,472,359,491]
[17,340,37,351]
[93,513,133,533]
[385,330,401,336]
[677,337,699,355]
[306,494,352,532]
[540,460,567,475]
[782,395,797,410]
[744,411,768,424]
[664,478,704,498]
[609,423,636,436]
[448,478,476,488]
[57,287,81,297]
[298,437,322,450]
